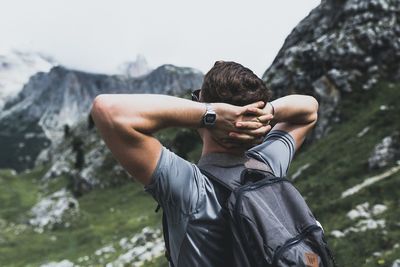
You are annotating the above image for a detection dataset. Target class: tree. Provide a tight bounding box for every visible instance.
[64,124,70,137]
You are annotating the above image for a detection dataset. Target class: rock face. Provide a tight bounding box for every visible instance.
[392,259,400,267]
[263,0,400,138]
[36,118,132,191]
[0,64,203,171]
[40,260,74,267]
[330,202,388,238]
[368,132,400,169]
[29,188,79,231]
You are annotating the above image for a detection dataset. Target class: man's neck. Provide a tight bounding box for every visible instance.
[200,133,247,158]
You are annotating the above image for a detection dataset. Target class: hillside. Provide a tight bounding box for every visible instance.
[0,118,198,266]
[289,81,400,266]
[263,0,400,264]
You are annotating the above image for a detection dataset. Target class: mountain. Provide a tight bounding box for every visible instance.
[263,0,400,266]
[0,50,55,110]
[0,64,203,171]
[118,54,152,78]
[0,60,203,266]
[264,0,400,139]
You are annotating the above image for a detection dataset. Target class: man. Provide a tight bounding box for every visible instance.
[91,61,318,266]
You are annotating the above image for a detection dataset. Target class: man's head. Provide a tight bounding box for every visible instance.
[199,61,271,106]
[197,61,272,155]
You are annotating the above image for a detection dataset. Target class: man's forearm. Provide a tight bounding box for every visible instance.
[91,94,272,146]
[266,94,319,125]
[91,94,207,134]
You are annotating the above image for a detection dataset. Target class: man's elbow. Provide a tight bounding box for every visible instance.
[91,94,115,127]
[308,96,319,123]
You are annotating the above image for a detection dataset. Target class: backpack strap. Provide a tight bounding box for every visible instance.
[199,168,234,192]
[155,205,175,267]
[161,211,175,267]
[326,245,338,267]
[199,168,233,212]
[244,157,272,172]
[198,156,274,191]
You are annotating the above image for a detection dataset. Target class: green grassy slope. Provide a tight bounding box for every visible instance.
[289,82,400,266]
[0,167,165,266]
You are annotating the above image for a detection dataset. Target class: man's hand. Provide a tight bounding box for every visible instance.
[210,101,274,148]
[234,95,319,152]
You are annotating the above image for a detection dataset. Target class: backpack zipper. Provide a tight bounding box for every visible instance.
[272,224,322,266]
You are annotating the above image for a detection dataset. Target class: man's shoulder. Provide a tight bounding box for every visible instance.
[246,130,296,177]
[145,146,199,197]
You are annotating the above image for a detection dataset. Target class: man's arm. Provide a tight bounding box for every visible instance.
[236,94,318,151]
[90,94,271,185]
[268,94,318,151]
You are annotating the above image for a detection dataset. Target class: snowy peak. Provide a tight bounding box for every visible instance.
[0,50,56,110]
[118,54,152,78]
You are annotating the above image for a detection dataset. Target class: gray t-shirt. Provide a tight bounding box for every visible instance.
[145,130,296,267]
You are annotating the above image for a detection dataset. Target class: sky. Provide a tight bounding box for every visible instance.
[0,0,320,76]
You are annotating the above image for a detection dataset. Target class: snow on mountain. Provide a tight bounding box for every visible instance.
[0,50,55,110]
[118,54,152,78]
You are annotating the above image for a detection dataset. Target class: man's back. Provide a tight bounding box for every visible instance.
[145,130,296,266]
[91,61,319,266]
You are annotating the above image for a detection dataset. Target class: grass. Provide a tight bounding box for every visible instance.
[0,167,45,222]
[0,169,164,266]
[288,82,400,266]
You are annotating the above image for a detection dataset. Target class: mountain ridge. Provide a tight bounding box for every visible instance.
[0,64,203,171]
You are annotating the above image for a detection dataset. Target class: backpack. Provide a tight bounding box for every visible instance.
[159,157,337,267]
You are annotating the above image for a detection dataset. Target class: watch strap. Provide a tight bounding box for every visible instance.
[201,103,217,127]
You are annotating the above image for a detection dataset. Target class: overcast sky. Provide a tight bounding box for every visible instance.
[0,0,320,76]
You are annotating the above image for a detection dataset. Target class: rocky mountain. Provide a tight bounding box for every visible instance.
[0,50,55,110]
[261,0,400,266]
[118,54,152,78]
[264,0,400,139]
[0,64,203,171]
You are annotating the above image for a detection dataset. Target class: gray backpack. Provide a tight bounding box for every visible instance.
[198,158,338,267]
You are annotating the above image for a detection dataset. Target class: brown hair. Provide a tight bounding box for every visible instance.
[200,61,271,106]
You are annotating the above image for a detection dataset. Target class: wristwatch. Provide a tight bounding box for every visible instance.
[201,103,217,127]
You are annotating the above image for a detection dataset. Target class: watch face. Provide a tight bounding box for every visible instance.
[204,113,217,125]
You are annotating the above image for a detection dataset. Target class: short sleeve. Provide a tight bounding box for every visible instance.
[144,146,204,215]
[246,130,296,177]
